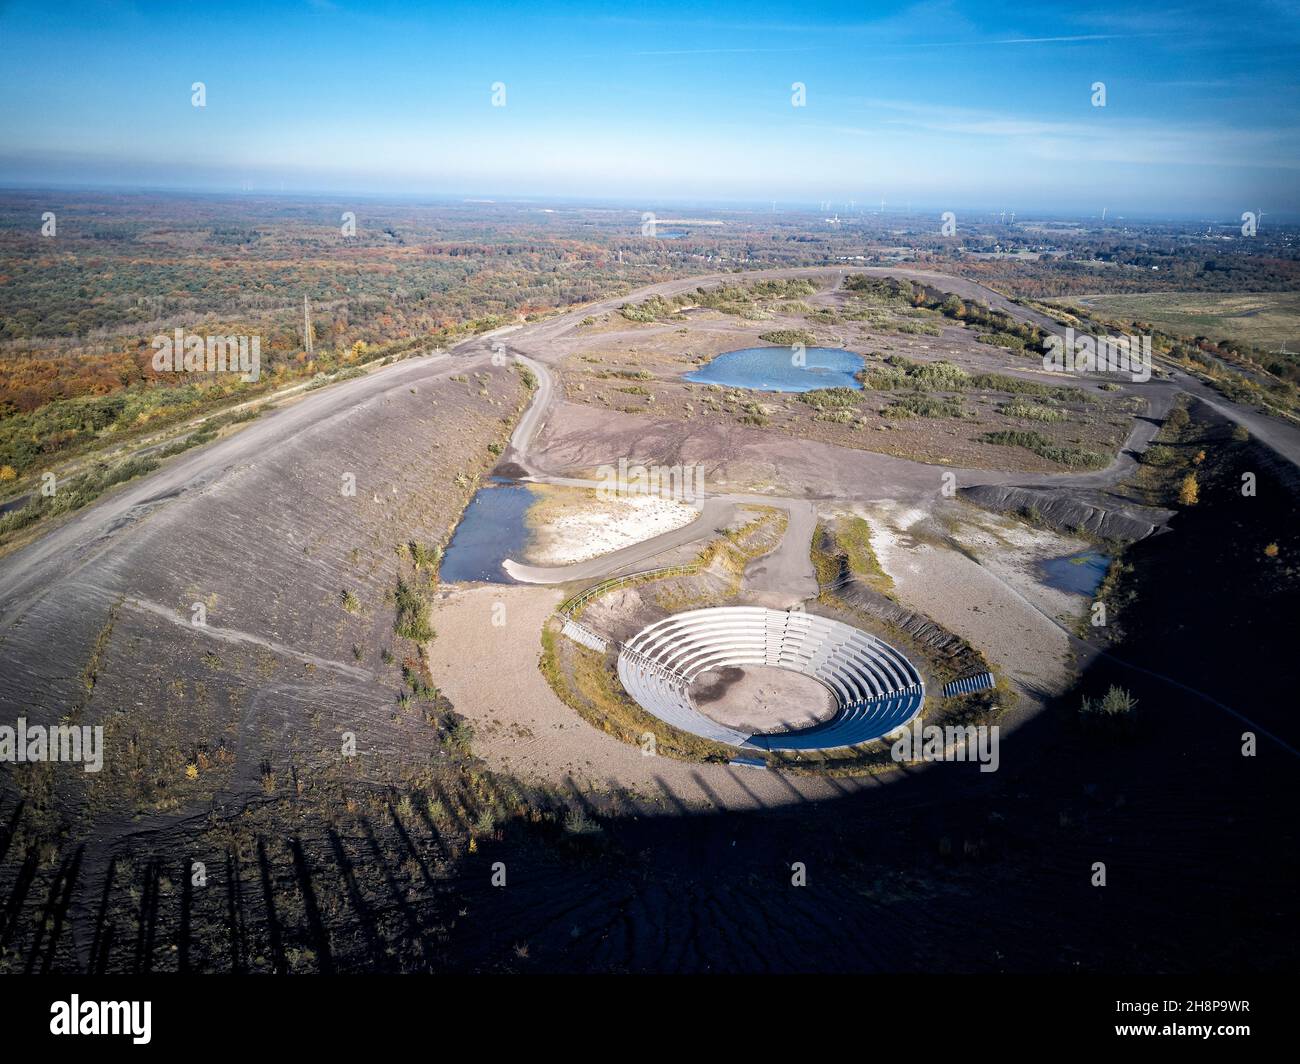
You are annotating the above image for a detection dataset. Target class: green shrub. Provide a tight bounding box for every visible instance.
[447,718,475,751]
[408,541,440,570]
[393,576,435,642]
[976,331,1027,352]
[1141,444,1176,466]
[884,395,967,419]
[1000,401,1066,422]
[981,430,1106,468]
[969,373,1085,402]
[758,329,817,346]
[402,663,438,701]
[619,295,678,322]
[563,808,603,836]
[1079,684,1138,731]
[814,408,857,424]
[797,387,861,409]
[0,457,161,540]
[859,355,970,392]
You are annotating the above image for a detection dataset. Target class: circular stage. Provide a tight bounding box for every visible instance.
[616,606,925,751]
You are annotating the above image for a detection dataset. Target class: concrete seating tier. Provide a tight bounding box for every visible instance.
[617,607,925,752]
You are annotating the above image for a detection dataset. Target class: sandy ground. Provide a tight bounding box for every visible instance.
[691,665,837,733]
[427,584,888,810]
[526,487,700,566]
[944,506,1097,630]
[863,501,1078,734]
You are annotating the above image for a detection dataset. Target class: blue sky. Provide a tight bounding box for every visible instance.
[0,0,1297,216]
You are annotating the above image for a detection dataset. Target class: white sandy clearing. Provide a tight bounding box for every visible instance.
[862,501,1078,733]
[946,509,1095,631]
[527,492,700,566]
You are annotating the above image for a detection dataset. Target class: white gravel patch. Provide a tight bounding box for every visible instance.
[862,501,1079,730]
[529,493,700,565]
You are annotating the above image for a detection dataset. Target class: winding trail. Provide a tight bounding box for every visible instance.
[485,265,1290,597]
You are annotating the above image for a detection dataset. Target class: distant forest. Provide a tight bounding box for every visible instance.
[1,190,1295,479]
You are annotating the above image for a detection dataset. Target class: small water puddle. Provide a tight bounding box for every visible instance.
[439,478,536,583]
[1039,550,1110,596]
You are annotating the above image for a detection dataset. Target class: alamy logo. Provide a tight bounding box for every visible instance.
[1043,327,1151,383]
[151,328,261,382]
[595,458,707,503]
[50,996,151,1044]
[0,718,103,772]
[889,720,1000,773]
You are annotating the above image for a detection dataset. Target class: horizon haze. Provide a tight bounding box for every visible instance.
[1,0,1297,216]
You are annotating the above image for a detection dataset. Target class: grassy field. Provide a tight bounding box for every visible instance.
[1069,291,1300,350]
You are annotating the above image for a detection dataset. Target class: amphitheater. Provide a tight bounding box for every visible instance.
[613,607,925,751]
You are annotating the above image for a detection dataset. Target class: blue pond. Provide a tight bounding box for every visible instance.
[439,478,535,584]
[1040,550,1110,596]
[684,346,865,393]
